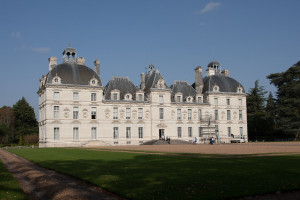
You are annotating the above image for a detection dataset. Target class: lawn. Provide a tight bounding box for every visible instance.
[0,159,27,200]
[7,148,300,200]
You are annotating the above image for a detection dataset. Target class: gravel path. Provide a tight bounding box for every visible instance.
[0,149,123,200]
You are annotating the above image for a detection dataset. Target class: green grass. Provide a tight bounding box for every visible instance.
[7,148,300,200]
[0,160,27,200]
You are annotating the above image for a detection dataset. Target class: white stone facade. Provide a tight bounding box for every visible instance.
[38,47,247,147]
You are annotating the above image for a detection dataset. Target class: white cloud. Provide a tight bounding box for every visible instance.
[11,32,21,39]
[199,2,221,14]
[31,47,50,54]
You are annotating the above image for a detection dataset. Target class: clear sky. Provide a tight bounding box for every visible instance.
[1,0,300,117]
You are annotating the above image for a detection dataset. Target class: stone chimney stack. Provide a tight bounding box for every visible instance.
[194,66,203,93]
[94,59,100,75]
[141,73,146,90]
[221,69,230,77]
[48,56,57,71]
[76,57,85,65]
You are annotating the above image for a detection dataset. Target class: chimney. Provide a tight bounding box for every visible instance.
[194,66,203,93]
[48,56,57,71]
[76,57,85,65]
[221,69,230,77]
[141,73,145,90]
[94,59,100,75]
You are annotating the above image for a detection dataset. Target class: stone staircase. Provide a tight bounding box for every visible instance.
[142,139,193,145]
[83,140,110,147]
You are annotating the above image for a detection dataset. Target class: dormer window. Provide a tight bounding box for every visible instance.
[90,78,97,86]
[111,90,120,101]
[186,96,193,103]
[177,96,181,102]
[52,76,61,84]
[237,86,243,93]
[136,93,144,101]
[213,84,219,92]
[124,93,132,101]
[157,79,165,89]
[175,93,182,103]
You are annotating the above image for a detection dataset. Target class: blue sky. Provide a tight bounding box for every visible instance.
[1,0,300,117]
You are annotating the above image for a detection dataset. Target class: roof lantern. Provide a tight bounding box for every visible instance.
[62,45,77,63]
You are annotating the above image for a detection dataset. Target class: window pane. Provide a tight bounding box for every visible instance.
[177,109,181,120]
[73,92,79,101]
[73,127,79,140]
[159,108,164,119]
[188,109,192,120]
[188,127,192,137]
[227,110,231,120]
[138,108,143,119]
[113,127,118,139]
[73,107,79,119]
[126,108,131,119]
[126,127,131,139]
[54,92,60,100]
[91,127,97,140]
[54,127,59,140]
[91,107,96,119]
[91,93,96,101]
[54,106,59,119]
[113,107,118,119]
[138,127,143,138]
[177,127,182,138]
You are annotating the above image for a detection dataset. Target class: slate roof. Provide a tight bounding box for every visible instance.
[201,74,245,93]
[144,69,168,92]
[46,62,102,86]
[170,81,197,102]
[104,77,137,100]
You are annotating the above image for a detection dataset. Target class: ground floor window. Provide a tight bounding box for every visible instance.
[240,127,243,136]
[138,127,143,138]
[188,127,192,137]
[54,127,59,140]
[126,127,131,139]
[199,127,203,137]
[113,127,119,139]
[177,127,182,138]
[228,127,231,137]
[91,127,97,140]
[73,127,79,140]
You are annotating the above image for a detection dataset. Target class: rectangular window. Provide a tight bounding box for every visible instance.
[198,109,202,120]
[138,94,143,101]
[73,127,79,140]
[53,92,60,100]
[227,110,231,120]
[91,107,96,119]
[138,108,143,119]
[198,97,202,103]
[126,108,131,119]
[177,127,182,138]
[54,127,59,140]
[113,127,118,139]
[177,109,182,120]
[159,108,164,120]
[73,107,79,119]
[240,127,243,136]
[113,107,118,119]
[214,98,218,105]
[215,125,219,134]
[228,127,231,137]
[239,99,242,106]
[188,109,192,120]
[91,127,97,140]
[188,127,193,137]
[73,92,79,101]
[91,93,96,101]
[199,127,203,137]
[126,127,131,139]
[177,96,181,102]
[215,110,218,120]
[138,127,143,138]
[54,106,59,119]
[227,98,230,105]
[239,110,243,120]
[113,93,118,101]
[159,95,163,103]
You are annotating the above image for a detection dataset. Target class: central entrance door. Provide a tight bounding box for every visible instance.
[159,129,165,139]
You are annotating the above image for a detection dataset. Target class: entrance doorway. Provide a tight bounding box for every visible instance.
[159,129,165,139]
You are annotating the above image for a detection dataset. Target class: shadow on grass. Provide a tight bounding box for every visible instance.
[8,148,300,200]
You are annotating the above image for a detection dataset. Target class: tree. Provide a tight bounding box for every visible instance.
[246,80,269,140]
[12,97,38,143]
[0,106,15,143]
[267,61,300,139]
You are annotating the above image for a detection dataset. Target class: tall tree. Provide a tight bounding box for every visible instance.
[247,80,268,140]
[267,61,300,139]
[12,97,38,143]
[0,106,15,143]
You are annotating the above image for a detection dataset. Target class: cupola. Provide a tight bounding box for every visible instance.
[62,46,77,63]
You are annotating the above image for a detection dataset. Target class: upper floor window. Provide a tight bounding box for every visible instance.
[124,93,132,100]
[73,107,79,119]
[239,99,242,106]
[138,108,143,120]
[159,108,164,120]
[186,96,193,103]
[198,97,202,103]
[227,110,231,120]
[159,95,163,103]
[198,109,202,120]
[215,110,218,120]
[188,109,192,120]
[53,92,60,100]
[214,98,218,105]
[91,107,97,119]
[226,99,230,105]
[54,106,59,119]
[91,93,96,101]
[177,109,182,120]
[113,107,118,119]
[73,92,79,101]
[239,110,243,120]
[176,96,181,103]
[126,108,131,119]
[138,94,143,101]
[113,93,118,101]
